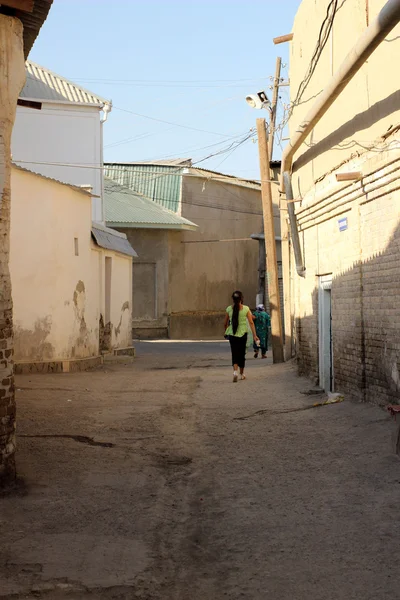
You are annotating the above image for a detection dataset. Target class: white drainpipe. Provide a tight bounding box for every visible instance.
[281,0,400,277]
[100,102,112,224]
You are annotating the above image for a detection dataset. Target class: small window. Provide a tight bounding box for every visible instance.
[74,238,79,256]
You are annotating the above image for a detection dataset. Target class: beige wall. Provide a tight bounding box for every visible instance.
[290,0,400,196]
[10,167,132,362]
[168,175,264,338]
[0,12,26,483]
[286,0,400,402]
[115,174,280,340]
[107,249,132,349]
[289,147,400,403]
[121,228,171,338]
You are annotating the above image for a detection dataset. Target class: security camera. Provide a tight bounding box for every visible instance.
[245,91,271,110]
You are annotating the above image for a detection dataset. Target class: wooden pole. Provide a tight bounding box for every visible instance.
[273,33,294,45]
[256,118,284,363]
[256,58,281,307]
[268,56,282,160]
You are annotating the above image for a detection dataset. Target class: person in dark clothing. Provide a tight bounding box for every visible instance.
[252,304,271,359]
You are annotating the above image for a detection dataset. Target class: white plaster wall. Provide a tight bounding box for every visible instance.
[11,102,103,221]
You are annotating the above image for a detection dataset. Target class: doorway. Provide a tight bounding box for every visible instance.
[318,275,333,392]
[132,262,157,320]
[105,256,112,325]
[100,256,112,353]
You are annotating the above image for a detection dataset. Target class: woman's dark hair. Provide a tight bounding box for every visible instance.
[231,290,243,334]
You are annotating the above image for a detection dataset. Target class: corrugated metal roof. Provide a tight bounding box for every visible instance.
[20,61,111,107]
[0,1,53,59]
[104,178,198,231]
[105,163,183,213]
[186,167,261,189]
[112,159,192,167]
[91,225,138,258]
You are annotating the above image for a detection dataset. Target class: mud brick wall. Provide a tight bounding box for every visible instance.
[0,14,26,484]
[0,310,15,481]
[290,151,400,405]
[360,196,400,406]
[296,289,319,383]
[331,265,364,402]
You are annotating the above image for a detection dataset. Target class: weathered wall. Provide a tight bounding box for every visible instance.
[286,0,400,404]
[10,169,132,360]
[290,0,400,197]
[12,103,103,221]
[290,145,400,404]
[0,14,26,484]
[10,167,100,361]
[169,175,263,338]
[107,250,133,350]
[120,228,170,338]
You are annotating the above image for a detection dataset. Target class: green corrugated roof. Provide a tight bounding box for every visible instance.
[104,178,198,231]
[104,163,183,213]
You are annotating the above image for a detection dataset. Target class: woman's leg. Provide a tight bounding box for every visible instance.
[229,336,239,381]
[238,334,247,377]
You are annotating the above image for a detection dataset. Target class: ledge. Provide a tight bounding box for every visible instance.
[14,355,103,375]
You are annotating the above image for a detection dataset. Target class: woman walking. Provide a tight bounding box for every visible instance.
[252,304,271,359]
[224,291,259,382]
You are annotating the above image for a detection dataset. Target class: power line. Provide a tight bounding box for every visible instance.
[106,129,251,154]
[191,132,256,166]
[12,158,278,185]
[105,93,247,150]
[62,82,268,89]
[113,106,236,138]
[275,0,338,136]
[69,76,268,85]
[293,0,338,107]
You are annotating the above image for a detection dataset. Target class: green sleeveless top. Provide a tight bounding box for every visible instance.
[225,305,250,337]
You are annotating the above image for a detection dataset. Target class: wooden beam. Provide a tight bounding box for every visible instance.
[0,0,34,12]
[336,172,362,182]
[273,33,294,45]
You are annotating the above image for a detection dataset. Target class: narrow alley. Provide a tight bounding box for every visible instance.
[1,342,400,600]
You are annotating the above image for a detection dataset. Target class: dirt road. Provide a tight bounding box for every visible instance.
[1,341,400,599]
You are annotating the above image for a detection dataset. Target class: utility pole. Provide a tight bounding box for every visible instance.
[256,118,284,364]
[256,57,282,307]
[268,56,282,160]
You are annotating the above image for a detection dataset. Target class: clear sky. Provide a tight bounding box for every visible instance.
[30,0,301,179]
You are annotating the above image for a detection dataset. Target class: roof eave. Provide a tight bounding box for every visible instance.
[11,162,98,197]
[4,1,54,59]
[106,221,198,231]
[18,96,106,108]
[184,169,262,190]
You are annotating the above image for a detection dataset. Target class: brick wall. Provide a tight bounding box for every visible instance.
[290,149,400,404]
[0,309,15,482]
[0,15,25,485]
